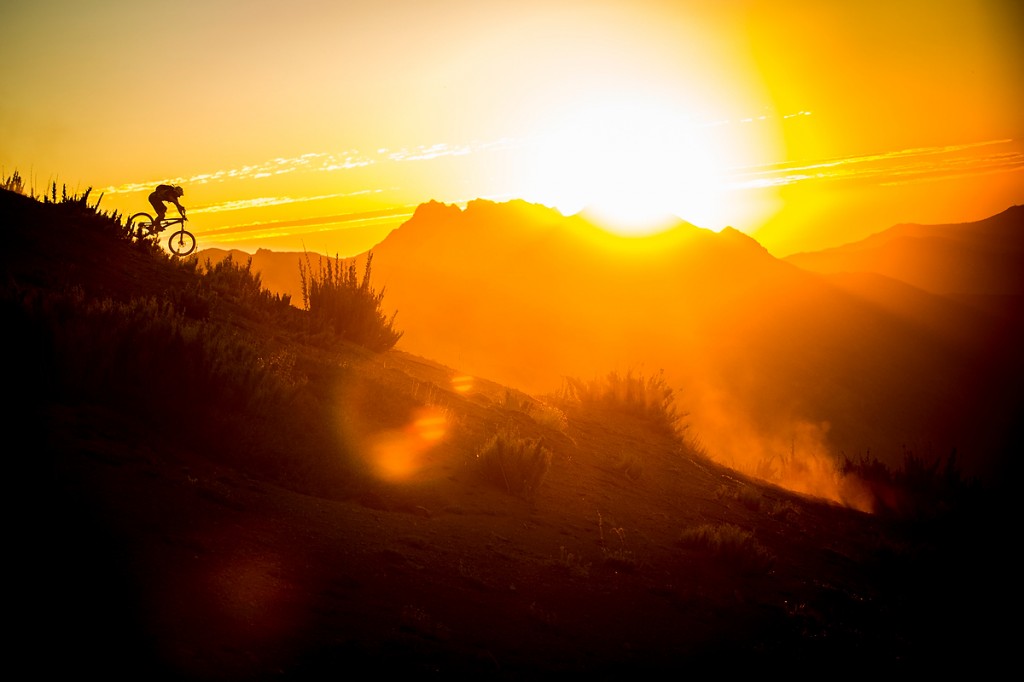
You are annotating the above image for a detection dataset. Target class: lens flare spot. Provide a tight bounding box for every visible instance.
[415,413,447,441]
[451,375,475,393]
[369,407,448,482]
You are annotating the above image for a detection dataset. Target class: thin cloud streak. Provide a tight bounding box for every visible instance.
[102,152,376,194]
[202,206,419,240]
[727,139,1021,189]
[878,151,1023,186]
[193,190,377,215]
[101,140,519,196]
[386,143,472,162]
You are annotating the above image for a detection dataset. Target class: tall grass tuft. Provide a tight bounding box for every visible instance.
[299,251,403,352]
[500,388,569,433]
[677,523,775,575]
[2,169,26,195]
[475,423,552,500]
[559,369,685,435]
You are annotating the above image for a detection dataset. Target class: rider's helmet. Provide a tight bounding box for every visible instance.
[173,186,184,196]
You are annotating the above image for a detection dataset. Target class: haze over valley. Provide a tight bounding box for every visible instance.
[202,201,1022,505]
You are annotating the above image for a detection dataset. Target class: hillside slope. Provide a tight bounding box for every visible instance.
[4,188,1012,678]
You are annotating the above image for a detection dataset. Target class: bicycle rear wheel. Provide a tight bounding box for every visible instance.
[129,212,155,239]
[168,229,197,256]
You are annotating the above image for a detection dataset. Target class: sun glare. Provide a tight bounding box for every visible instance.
[525,97,733,235]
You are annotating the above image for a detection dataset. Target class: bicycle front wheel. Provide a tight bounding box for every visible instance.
[129,212,155,239]
[168,229,197,256]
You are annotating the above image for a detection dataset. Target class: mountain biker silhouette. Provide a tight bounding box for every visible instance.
[148,184,186,230]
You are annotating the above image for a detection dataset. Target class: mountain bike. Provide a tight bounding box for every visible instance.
[128,213,197,256]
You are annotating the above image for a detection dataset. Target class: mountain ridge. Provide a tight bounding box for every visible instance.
[783,204,1024,298]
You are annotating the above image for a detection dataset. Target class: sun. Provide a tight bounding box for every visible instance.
[522,96,732,235]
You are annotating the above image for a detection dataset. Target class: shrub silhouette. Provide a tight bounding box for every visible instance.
[476,423,552,500]
[677,523,775,575]
[499,388,568,432]
[8,285,293,417]
[194,253,293,320]
[4,278,345,494]
[840,448,973,520]
[48,182,127,239]
[299,251,403,352]
[559,369,685,435]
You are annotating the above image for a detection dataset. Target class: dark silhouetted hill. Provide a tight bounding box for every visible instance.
[784,205,1024,304]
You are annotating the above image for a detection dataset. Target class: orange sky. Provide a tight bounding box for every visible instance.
[2,0,1021,256]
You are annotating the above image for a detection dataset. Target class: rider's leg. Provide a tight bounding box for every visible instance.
[148,194,163,229]
[148,192,163,222]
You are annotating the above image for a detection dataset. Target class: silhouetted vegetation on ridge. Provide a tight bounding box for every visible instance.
[2,181,405,494]
[299,251,403,352]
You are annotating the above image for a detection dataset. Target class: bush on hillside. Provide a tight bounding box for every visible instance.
[499,388,569,433]
[840,448,973,520]
[5,285,295,416]
[558,369,685,435]
[677,523,775,576]
[47,182,127,234]
[299,251,403,352]
[3,281,347,489]
[476,423,552,501]
[194,253,293,319]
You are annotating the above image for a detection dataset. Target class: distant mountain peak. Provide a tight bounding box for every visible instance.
[714,226,774,258]
[409,198,463,222]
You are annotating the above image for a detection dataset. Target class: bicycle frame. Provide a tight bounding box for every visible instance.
[129,212,197,256]
[154,216,187,230]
